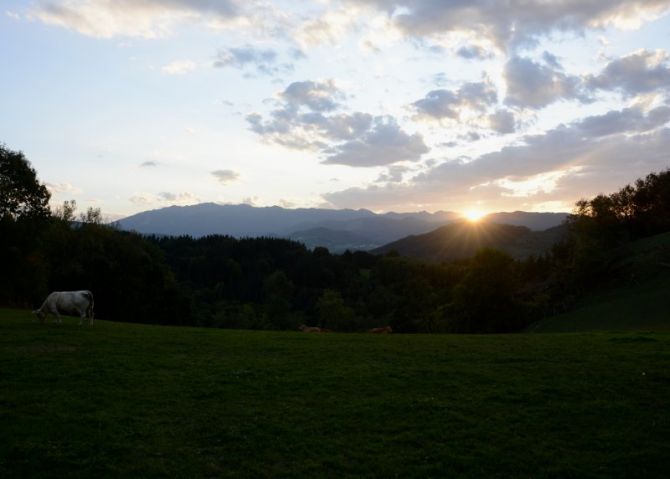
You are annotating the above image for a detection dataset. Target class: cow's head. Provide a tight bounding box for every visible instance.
[32,309,45,323]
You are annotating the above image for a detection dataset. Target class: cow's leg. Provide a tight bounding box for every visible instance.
[55,311,62,324]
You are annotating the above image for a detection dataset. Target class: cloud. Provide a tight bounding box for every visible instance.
[211,169,240,184]
[213,45,291,76]
[322,116,429,167]
[456,45,494,60]
[376,165,410,183]
[488,109,517,134]
[247,80,428,167]
[413,80,498,120]
[161,60,197,75]
[346,1,670,51]
[323,103,670,210]
[139,161,159,167]
[45,182,82,195]
[32,0,241,38]
[281,80,343,112]
[130,191,200,206]
[587,49,670,97]
[504,56,587,109]
[294,8,359,49]
[158,191,199,203]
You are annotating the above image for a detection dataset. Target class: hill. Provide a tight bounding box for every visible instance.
[373,221,567,261]
[117,204,567,252]
[1,309,669,478]
[530,232,670,332]
[485,211,568,231]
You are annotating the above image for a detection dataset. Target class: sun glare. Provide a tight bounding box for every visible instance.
[463,210,486,222]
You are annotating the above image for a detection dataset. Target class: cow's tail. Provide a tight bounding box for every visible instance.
[83,291,95,320]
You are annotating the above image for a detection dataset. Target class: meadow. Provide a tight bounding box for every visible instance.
[1,309,669,478]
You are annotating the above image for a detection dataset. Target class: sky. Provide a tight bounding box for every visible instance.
[2,1,670,219]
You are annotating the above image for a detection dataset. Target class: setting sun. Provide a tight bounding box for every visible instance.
[463,210,487,222]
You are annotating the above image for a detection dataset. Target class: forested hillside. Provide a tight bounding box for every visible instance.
[2,144,670,333]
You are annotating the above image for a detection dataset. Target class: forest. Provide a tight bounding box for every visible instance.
[2,143,669,333]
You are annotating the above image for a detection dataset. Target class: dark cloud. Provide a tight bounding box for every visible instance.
[211,169,240,184]
[346,1,670,50]
[504,56,588,109]
[282,80,343,112]
[247,80,428,167]
[324,104,670,209]
[376,165,410,183]
[413,80,497,120]
[214,45,293,76]
[140,161,158,167]
[456,45,494,60]
[587,50,670,97]
[322,116,428,167]
[488,109,517,134]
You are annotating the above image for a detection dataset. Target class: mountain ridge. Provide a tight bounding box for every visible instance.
[117,203,569,252]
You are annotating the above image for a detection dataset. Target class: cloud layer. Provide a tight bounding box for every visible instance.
[247,80,428,167]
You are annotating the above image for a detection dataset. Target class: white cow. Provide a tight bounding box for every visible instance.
[33,290,95,325]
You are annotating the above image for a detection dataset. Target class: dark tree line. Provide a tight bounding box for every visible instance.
[2,143,668,332]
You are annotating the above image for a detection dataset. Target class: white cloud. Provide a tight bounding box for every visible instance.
[31,0,242,38]
[161,60,197,75]
[130,191,200,206]
[45,182,82,195]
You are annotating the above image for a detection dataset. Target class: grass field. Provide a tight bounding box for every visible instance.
[1,309,669,478]
[531,232,670,333]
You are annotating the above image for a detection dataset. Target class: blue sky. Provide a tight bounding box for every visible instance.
[3,1,670,219]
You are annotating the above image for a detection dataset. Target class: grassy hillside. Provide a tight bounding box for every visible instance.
[373,221,566,261]
[531,232,670,333]
[2,309,669,478]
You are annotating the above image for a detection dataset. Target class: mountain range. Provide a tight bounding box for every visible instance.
[117,203,569,252]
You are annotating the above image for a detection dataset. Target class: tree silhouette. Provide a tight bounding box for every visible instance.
[0,144,51,220]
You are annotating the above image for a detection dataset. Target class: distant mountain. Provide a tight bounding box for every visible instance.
[117,203,376,238]
[372,222,568,262]
[117,203,568,252]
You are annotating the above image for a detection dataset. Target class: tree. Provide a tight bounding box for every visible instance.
[450,248,527,333]
[0,144,51,220]
[316,289,356,331]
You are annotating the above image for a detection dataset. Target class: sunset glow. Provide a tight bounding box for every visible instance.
[2,1,670,217]
[463,210,487,222]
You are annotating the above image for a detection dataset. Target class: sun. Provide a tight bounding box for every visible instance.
[463,209,487,222]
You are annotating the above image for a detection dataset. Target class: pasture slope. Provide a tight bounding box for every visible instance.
[531,232,670,333]
[1,309,669,478]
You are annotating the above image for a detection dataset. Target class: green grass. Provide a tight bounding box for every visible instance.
[1,309,669,478]
[531,232,670,333]
[529,274,670,332]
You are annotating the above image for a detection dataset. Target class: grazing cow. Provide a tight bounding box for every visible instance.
[298,324,330,333]
[368,326,392,334]
[33,290,95,325]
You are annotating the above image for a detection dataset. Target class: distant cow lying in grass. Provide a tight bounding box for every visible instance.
[298,325,331,333]
[368,326,392,334]
[33,290,95,325]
